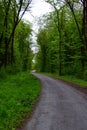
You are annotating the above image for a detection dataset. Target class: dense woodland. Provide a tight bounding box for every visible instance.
[0,0,87,129]
[34,0,87,80]
[0,0,87,80]
[0,0,33,76]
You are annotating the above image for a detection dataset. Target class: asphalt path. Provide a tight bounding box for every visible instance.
[21,73,87,130]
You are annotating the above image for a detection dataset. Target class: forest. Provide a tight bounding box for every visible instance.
[0,0,33,77]
[0,1,40,129]
[0,0,87,80]
[35,0,87,80]
[0,0,87,129]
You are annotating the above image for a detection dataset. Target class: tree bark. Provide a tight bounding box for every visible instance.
[0,0,32,68]
[82,0,87,50]
[66,0,86,73]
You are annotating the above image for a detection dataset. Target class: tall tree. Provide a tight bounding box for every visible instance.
[45,0,65,75]
[14,20,32,71]
[36,3,85,78]
[0,0,32,68]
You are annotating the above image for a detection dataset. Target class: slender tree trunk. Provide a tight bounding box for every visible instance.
[0,34,3,48]
[85,0,87,50]
[4,6,9,67]
[56,9,62,76]
[59,39,62,76]
[82,0,87,50]
[0,0,11,49]
[0,0,32,68]
[11,35,14,65]
[52,5,62,75]
[4,41,8,67]
[66,0,86,73]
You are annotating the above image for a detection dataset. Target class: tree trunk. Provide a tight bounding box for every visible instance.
[4,41,8,67]
[82,0,87,50]
[11,35,14,65]
[66,0,86,73]
[59,40,62,76]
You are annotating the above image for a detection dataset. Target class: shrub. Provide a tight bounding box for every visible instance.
[0,67,7,79]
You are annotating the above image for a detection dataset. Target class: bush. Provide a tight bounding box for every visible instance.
[6,65,21,75]
[84,69,87,81]
[0,65,22,80]
[0,67,7,79]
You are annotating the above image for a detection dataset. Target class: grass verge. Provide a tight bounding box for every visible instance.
[43,73,87,88]
[0,72,41,130]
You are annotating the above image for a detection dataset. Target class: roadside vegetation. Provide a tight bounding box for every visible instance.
[0,72,41,130]
[34,0,87,84]
[0,1,41,129]
[43,73,87,88]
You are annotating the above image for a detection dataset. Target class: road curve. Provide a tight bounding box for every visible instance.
[21,73,87,130]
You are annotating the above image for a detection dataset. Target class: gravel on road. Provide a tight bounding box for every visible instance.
[19,73,87,130]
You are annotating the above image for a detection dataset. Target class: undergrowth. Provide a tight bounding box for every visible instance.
[0,72,40,130]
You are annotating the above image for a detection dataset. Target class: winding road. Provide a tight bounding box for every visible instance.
[21,73,87,130]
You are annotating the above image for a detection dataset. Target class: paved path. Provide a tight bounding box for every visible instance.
[21,73,87,130]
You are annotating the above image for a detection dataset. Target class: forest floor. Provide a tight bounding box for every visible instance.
[18,73,87,130]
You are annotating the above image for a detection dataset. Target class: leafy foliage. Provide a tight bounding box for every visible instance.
[35,1,87,80]
[0,0,33,72]
[0,72,40,130]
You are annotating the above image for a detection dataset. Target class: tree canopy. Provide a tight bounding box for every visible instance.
[34,0,87,80]
[0,0,33,73]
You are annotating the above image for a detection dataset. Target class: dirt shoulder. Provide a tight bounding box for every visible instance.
[56,78,87,96]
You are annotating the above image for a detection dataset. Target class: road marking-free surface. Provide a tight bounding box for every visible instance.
[22,73,87,130]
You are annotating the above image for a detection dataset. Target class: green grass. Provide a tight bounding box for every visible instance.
[0,72,41,130]
[43,73,87,88]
